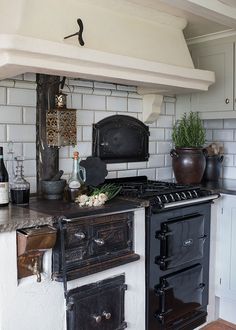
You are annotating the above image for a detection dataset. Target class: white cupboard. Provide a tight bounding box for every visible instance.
[215,194,236,324]
[176,38,236,119]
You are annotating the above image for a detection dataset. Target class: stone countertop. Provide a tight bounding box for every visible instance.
[0,197,143,233]
[201,179,236,195]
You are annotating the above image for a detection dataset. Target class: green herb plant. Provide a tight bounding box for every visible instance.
[172,112,206,148]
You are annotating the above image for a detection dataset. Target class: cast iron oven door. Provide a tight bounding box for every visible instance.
[156,214,206,271]
[92,115,149,163]
[153,264,206,329]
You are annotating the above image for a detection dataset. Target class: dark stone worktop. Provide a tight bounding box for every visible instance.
[201,179,236,195]
[0,197,144,233]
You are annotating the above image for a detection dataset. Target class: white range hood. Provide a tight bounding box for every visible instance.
[0,0,214,121]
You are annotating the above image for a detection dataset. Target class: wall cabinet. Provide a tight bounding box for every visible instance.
[176,38,236,119]
[215,194,236,324]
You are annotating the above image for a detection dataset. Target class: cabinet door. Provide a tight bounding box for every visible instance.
[216,195,236,324]
[190,42,234,112]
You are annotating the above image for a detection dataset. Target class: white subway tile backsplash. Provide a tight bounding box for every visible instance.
[213,129,233,141]
[156,141,171,154]
[59,146,69,159]
[107,163,127,171]
[223,166,236,179]
[0,76,178,187]
[105,171,117,179]
[73,86,93,94]
[7,88,36,107]
[0,80,15,88]
[222,142,236,153]
[0,125,6,141]
[148,155,165,168]
[117,112,137,118]
[94,82,116,90]
[24,159,36,177]
[71,93,82,109]
[95,111,114,122]
[107,96,127,112]
[138,168,156,180]
[83,94,106,110]
[0,87,6,104]
[23,107,36,124]
[59,158,73,174]
[24,73,36,82]
[7,125,36,142]
[156,167,172,180]
[205,130,213,142]
[118,170,137,178]
[150,128,165,141]
[128,162,147,169]
[77,110,94,125]
[26,176,37,194]
[117,85,137,92]
[164,128,173,141]
[149,141,156,155]
[93,89,112,96]
[156,115,173,128]
[73,142,92,157]
[15,80,36,89]
[127,92,142,99]
[224,119,236,129]
[128,98,142,113]
[204,120,223,129]
[69,79,93,88]
[165,154,172,166]
[82,126,92,141]
[23,143,36,159]
[111,90,128,97]
[223,155,234,166]
[0,106,22,123]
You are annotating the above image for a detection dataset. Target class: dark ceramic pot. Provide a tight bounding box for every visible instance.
[202,155,223,182]
[170,147,206,184]
[41,179,66,200]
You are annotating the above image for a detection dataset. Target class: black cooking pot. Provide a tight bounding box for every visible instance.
[202,155,224,182]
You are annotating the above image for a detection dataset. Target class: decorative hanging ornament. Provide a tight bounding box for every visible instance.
[46,91,77,147]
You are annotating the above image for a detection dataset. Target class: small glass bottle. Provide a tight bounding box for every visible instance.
[67,151,86,202]
[10,157,30,205]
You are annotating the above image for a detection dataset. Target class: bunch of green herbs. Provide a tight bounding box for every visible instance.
[172,112,205,148]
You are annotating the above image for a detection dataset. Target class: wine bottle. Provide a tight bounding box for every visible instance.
[0,146,9,206]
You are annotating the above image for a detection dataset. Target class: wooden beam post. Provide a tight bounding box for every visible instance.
[36,74,60,195]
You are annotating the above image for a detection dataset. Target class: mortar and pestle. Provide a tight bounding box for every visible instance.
[41,170,66,200]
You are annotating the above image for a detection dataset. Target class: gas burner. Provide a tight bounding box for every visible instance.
[105,176,219,210]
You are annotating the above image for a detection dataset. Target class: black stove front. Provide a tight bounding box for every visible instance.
[106,176,216,330]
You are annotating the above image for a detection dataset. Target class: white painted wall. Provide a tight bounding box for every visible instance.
[0,73,175,193]
[0,208,146,330]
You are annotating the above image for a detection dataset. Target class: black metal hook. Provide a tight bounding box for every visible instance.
[64,18,85,46]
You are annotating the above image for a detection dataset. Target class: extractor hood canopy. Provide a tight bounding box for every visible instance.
[0,0,214,96]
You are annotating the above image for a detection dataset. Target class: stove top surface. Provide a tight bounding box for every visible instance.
[105,176,216,209]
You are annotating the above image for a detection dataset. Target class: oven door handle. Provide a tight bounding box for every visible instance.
[155,230,172,270]
[154,283,173,324]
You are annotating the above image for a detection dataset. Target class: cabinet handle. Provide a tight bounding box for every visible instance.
[93,238,105,246]
[92,314,102,323]
[225,98,230,104]
[103,311,112,320]
[74,231,86,240]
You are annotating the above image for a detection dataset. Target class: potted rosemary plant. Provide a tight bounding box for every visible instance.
[170,112,206,184]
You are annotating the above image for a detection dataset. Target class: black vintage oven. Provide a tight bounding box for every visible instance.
[105,176,219,330]
[146,203,211,330]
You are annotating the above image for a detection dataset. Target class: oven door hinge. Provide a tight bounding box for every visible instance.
[58,216,69,299]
